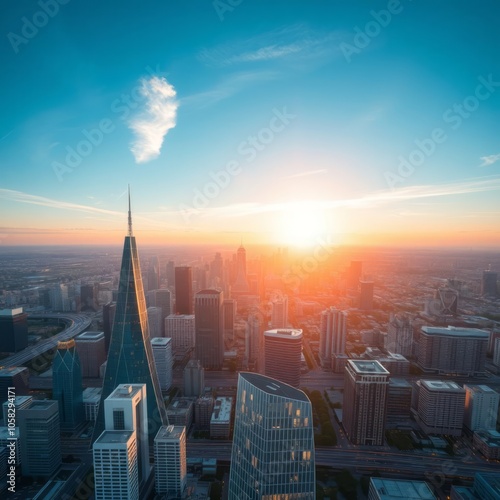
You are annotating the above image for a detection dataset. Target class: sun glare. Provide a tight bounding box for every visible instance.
[276,205,328,248]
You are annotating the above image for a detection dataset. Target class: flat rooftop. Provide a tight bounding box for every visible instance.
[95,430,134,445]
[108,384,144,399]
[151,337,171,345]
[370,478,436,499]
[83,387,102,403]
[421,380,464,392]
[421,326,489,338]
[155,425,185,441]
[211,397,232,424]
[389,378,412,388]
[264,328,302,339]
[0,308,23,316]
[464,384,498,394]
[349,359,390,375]
[239,372,309,402]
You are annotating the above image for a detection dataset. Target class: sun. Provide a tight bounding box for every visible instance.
[276,205,329,248]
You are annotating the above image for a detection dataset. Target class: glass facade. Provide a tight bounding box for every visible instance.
[52,340,84,429]
[228,373,315,499]
[92,236,167,445]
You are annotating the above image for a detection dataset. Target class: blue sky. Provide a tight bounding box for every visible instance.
[1,0,499,247]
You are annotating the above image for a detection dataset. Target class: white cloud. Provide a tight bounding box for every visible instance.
[129,76,178,164]
[478,154,500,167]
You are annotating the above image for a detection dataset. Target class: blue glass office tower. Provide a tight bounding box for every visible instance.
[229,372,315,499]
[53,339,84,429]
[92,193,167,444]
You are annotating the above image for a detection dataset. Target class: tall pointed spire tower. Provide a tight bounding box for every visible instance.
[92,188,167,444]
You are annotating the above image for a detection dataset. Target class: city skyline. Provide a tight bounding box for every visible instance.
[1,1,500,248]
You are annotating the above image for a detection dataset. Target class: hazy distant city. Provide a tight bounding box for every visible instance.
[0,238,499,499]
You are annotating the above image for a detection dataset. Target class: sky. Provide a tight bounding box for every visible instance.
[1,0,500,248]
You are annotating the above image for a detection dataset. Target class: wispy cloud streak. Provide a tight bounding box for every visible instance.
[0,189,123,216]
[198,24,346,68]
[129,76,179,163]
[185,177,500,218]
[479,154,500,167]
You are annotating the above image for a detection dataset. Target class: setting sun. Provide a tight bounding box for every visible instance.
[276,204,328,248]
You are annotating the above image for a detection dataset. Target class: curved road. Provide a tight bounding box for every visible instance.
[1,313,92,368]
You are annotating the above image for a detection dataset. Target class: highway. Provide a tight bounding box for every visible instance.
[186,441,500,479]
[1,313,92,368]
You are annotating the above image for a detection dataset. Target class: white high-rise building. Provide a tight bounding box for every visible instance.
[147,306,163,339]
[416,380,465,436]
[270,294,288,329]
[319,307,347,369]
[464,385,499,431]
[165,314,195,353]
[151,337,173,391]
[103,384,150,486]
[154,425,187,497]
[93,430,139,500]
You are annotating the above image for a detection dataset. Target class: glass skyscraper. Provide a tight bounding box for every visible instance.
[92,196,167,445]
[228,372,315,499]
[52,339,84,429]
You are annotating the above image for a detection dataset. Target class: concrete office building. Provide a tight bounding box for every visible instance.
[270,294,288,329]
[210,397,232,439]
[93,430,138,500]
[175,266,193,314]
[0,307,28,353]
[368,478,436,499]
[103,384,150,486]
[415,380,465,436]
[75,331,106,378]
[151,337,173,392]
[184,359,205,398]
[0,367,29,406]
[319,306,347,370]
[165,313,195,358]
[154,425,187,497]
[264,328,302,388]
[18,400,61,478]
[417,326,489,376]
[343,360,389,446]
[194,289,224,370]
[464,385,499,431]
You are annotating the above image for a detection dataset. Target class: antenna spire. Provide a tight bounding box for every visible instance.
[127,185,133,237]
